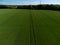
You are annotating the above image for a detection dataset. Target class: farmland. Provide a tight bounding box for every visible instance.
[0,9,60,45]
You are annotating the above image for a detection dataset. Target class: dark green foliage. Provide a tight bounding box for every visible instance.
[0,5,7,9]
[0,4,60,11]
[17,4,60,11]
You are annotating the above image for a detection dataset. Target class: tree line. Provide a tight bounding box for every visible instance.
[0,4,60,10]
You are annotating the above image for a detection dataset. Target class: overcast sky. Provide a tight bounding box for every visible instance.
[0,0,60,5]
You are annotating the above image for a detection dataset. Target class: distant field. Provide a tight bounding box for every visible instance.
[0,9,60,45]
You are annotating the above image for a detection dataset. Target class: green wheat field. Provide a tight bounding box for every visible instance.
[0,9,60,45]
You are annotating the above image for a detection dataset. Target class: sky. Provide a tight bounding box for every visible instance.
[0,0,60,5]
